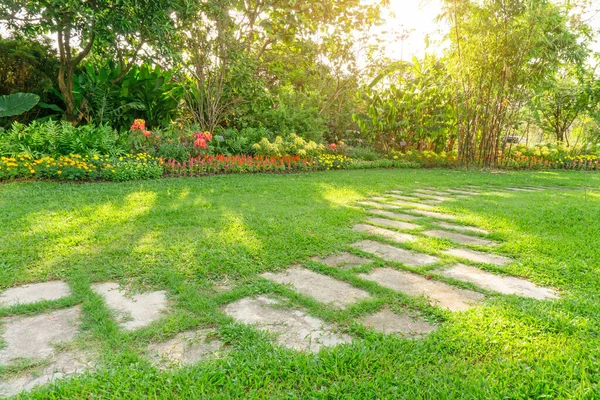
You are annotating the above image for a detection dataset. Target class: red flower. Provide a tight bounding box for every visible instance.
[328,143,337,149]
[130,119,146,131]
[143,130,152,138]
[194,138,207,148]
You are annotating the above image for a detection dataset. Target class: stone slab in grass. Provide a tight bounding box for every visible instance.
[148,329,224,368]
[262,267,371,309]
[366,217,419,231]
[92,282,168,331]
[354,224,418,244]
[390,200,435,210]
[0,281,71,307]
[224,296,351,352]
[389,194,426,202]
[0,350,95,398]
[422,230,498,247]
[362,310,436,337]
[414,193,452,202]
[369,196,389,202]
[435,221,489,235]
[443,248,512,266]
[439,264,558,300]
[411,210,458,221]
[505,187,536,192]
[358,201,398,210]
[352,240,438,268]
[446,189,479,196]
[312,253,371,269]
[0,306,81,365]
[359,268,484,311]
[368,209,420,221]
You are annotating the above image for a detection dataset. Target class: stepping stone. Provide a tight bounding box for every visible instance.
[354,224,418,243]
[353,240,438,268]
[312,253,371,269]
[92,283,168,330]
[415,189,451,196]
[411,210,458,221]
[416,193,452,202]
[261,267,371,309]
[0,350,94,398]
[358,201,398,210]
[446,189,479,195]
[391,200,435,210]
[389,194,425,202]
[0,306,81,365]
[439,264,558,300]
[224,296,351,352]
[368,209,420,221]
[0,281,71,307]
[148,329,223,368]
[366,217,419,230]
[369,196,389,202]
[422,230,498,247]
[362,310,436,337]
[505,187,536,192]
[435,221,489,235]
[359,268,483,311]
[443,248,512,266]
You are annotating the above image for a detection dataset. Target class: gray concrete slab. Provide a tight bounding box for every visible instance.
[0,306,81,365]
[366,217,420,230]
[435,221,489,235]
[410,210,458,221]
[368,210,420,221]
[224,296,352,352]
[422,230,498,247]
[357,201,399,210]
[362,310,436,337]
[359,268,484,311]
[390,200,435,210]
[262,267,371,308]
[0,350,94,398]
[439,264,558,300]
[414,193,452,202]
[352,240,439,268]
[446,189,480,196]
[92,283,168,331]
[312,253,371,269]
[0,281,71,307]
[148,329,224,368]
[354,224,418,243]
[443,248,512,266]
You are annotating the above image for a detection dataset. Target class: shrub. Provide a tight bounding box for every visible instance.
[316,154,353,170]
[252,133,324,157]
[348,146,381,161]
[161,155,318,176]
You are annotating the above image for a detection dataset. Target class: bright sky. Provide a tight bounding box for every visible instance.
[381,0,600,61]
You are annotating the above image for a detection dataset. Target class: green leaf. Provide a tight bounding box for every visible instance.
[0,93,40,118]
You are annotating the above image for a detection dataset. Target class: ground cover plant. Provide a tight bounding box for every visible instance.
[0,168,599,398]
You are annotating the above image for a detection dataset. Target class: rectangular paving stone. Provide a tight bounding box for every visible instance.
[415,193,452,202]
[0,306,81,365]
[435,221,489,235]
[92,283,169,330]
[422,230,498,247]
[366,217,420,230]
[389,194,426,202]
[362,309,436,337]
[368,209,420,221]
[224,296,352,352]
[411,209,458,221]
[439,264,558,300]
[443,248,512,266]
[358,201,399,210]
[352,240,438,268]
[354,224,418,243]
[148,329,224,368]
[359,268,483,311]
[505,187,536,192]
[312,252,371,269]
[390,200,435,210]
[446,189,479,195]
[0,281,71,307]
[261,267,371,309]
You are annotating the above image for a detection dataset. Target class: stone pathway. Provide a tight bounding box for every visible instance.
[312,253,371,269]
[224,296,351,352]
[362,310,436,336]
[390,200,435,210]
[439,264,558,300]
[435,221,489,235]
[422,230,498,247]
[359,268,484,311]
[366,217,419,230]
[368,209,420,221]
[92,282,169,330]
[0,281,71,307]
[354,224,418,244]
[353,240,439,268]
[148,329,224,368]
[410,210,458,221]
[443,248,512,266]
[262,267,371,309]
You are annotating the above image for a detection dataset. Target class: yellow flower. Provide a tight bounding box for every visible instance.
[57,170,62,174]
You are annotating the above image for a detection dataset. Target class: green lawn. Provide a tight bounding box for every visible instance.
[1,168,600,398]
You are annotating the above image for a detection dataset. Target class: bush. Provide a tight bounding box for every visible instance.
[211,127,273,155]
[348,146,381,161]
[0,120,125,158]
[252,134,324,157]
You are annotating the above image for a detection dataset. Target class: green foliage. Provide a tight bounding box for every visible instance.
[252,134,325,157]
[348,146,381,161]
[0,93,40,118]
[211,127,272,155]
[0,120,125,158]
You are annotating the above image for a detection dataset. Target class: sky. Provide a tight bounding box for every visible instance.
[381,0,600,61]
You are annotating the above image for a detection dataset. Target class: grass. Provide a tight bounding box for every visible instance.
[0,168,599,398]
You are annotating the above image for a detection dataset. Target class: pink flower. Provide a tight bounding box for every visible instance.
[328,143,337,149]
[194,138,207,148]
[143,130,152,138]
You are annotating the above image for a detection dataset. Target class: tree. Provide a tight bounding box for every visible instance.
[0,0,195,124]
